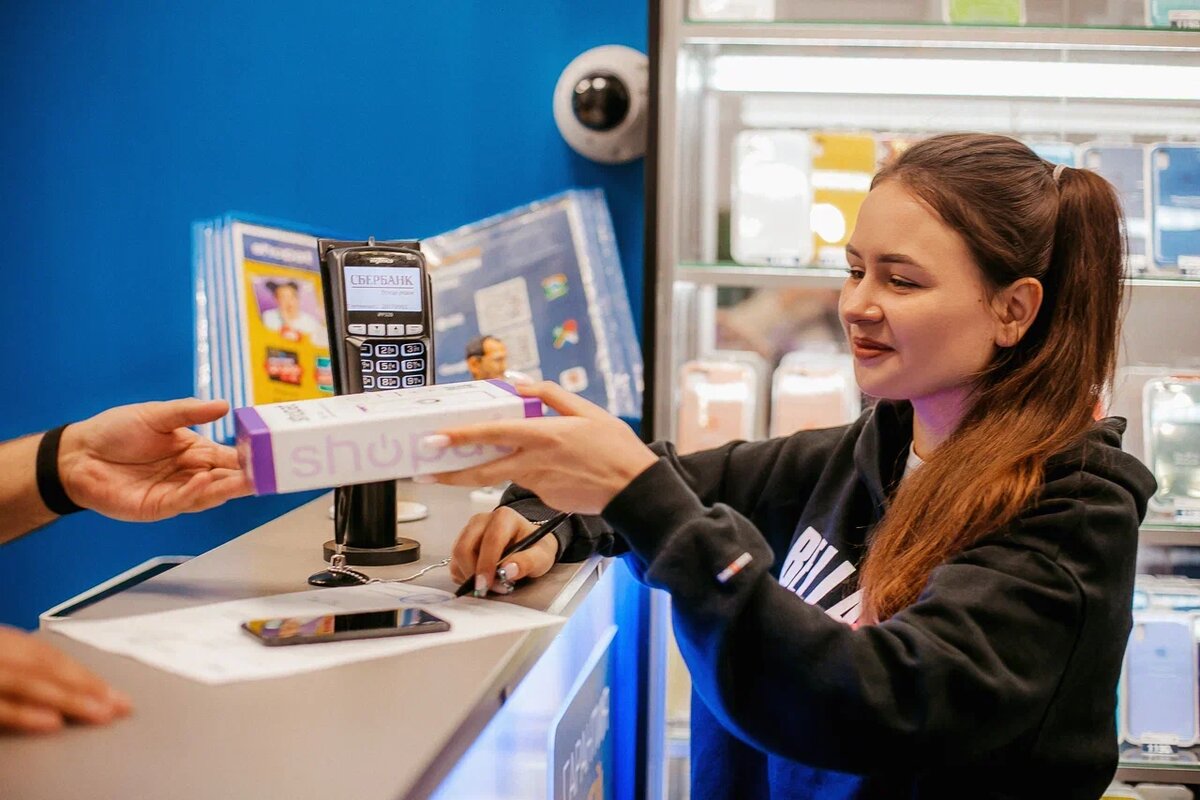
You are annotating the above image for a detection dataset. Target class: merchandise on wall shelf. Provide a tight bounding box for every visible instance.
[811,132,874,268]
[1147,0,1200,29]
[942,0,1025,25]
[688,0,774,20]
[676,352,766,454]
[192,214,340,442]
[1145,377,1200,525]
[1082,143,1150,274]
[731,130,814,267]
[725,129,1191,275]
[1136,574,1200,614]
[1107,367,1200,496]
[768,350,860,437]
[1121,611,1200,748]
[1026,140,1077,167]
[1151,144,1200,276]
[422,190,643,420]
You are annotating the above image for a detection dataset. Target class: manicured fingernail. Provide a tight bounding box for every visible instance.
[502,562,520,581]
[421,434,451,450]
[494,580,515,595]
[474,575,489,597]
[412,474,436,484]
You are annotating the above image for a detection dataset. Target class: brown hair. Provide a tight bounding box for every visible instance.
[858,133,1125,622]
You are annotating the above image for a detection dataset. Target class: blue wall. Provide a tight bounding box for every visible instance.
[0,1,646,629]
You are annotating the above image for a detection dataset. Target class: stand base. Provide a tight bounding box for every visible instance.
[322,538,420,566]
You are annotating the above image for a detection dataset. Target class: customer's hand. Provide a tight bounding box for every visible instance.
[58,398,251,521]
[449,507,558,594]
[0,626,131,734]
[419,382,657,515]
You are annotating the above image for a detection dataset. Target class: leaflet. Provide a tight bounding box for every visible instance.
[50,582,564,685]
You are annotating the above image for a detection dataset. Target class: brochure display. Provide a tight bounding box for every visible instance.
[422,190,643,420]
[193,215,338,442]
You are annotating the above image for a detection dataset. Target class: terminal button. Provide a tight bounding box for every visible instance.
[375,344,399,357]
[402,359,425,372]
[360,360,373,375]
[405,324,423,335]
[348,324,367,335]
[401,342,424,356]
[377,376,400,389]
[362,376,376,390]
[377,361,399,373]
[387,324,404,336]
[403,375,425,387]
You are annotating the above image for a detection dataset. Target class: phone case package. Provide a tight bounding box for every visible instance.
[1121,611,1200,747]
[769,351,860,437]
[1026,140,1077,167]
[731,130,814,267]
[1150,144,1200,275]
[810,132,874,268]
[1147,0,1200,28]
[676,357,762,455]
[943,0,1026,24]
[234,379,541,495]
[1082,144,1149,273]
[688,0,774,21]
[1109,366,1200,467]
[1144,376,1200,524]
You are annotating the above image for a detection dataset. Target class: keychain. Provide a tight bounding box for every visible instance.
[308,491,449,586]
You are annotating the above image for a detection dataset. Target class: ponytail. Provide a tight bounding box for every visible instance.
[858,135,1126,622]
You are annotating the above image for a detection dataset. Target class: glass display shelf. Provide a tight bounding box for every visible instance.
[684,0,1200,32]
[683,21,1200,44]
[1141,523,1200,547]
[1118,744,1200,785]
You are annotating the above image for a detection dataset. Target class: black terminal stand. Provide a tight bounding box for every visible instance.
[313,237,434,570]
[322,482,419,566]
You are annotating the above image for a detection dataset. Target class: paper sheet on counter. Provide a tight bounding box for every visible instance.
[48,582,564,685]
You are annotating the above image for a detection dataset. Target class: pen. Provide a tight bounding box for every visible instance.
[454,511,573,598]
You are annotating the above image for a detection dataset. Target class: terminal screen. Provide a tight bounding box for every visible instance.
[344,266,422,313]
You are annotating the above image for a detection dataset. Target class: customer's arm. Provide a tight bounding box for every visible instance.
[0,397,250,544]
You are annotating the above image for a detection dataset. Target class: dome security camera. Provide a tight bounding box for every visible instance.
[553,45,649,165]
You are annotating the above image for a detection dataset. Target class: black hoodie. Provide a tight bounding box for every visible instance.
[503,400,1156,799]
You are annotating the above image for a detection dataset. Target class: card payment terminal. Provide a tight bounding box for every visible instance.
[317,238,435,566]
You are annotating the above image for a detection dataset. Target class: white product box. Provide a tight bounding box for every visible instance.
[234,380,542,495]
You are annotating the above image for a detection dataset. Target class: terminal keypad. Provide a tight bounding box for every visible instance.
[358,339,426,390]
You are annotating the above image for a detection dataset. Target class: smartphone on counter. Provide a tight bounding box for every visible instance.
[242,607,450,646]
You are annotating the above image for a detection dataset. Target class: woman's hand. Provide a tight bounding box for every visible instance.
[419,382,657,515]
[0,626,132,734]
[449,507,558,596]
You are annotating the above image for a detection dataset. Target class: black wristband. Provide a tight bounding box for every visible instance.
[36,424,85,516]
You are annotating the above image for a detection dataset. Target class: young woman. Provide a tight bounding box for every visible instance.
[420,133,1156,798]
